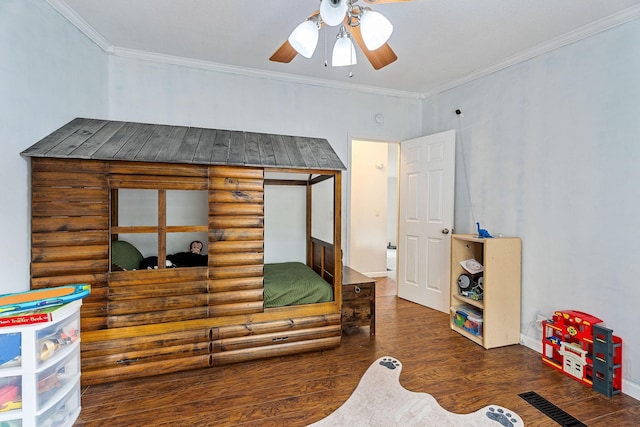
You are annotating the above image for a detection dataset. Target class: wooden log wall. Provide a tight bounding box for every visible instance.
[29,158,341,385]
[208,166,265,318]
[30,158,110,331]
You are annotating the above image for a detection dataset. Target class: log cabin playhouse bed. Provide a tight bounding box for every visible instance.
[21,118,345,385]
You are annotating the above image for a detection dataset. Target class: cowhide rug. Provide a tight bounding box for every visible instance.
[308,356,523,427]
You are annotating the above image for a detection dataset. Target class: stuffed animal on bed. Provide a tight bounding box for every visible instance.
[139,241,207,269]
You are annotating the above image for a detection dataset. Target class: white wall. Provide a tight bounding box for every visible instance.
[422,18,640,394]
[0,0,107,294]
[106,55,422,264]
[264,185,306,264]
[349,140,389,276]
[0,0,420,295]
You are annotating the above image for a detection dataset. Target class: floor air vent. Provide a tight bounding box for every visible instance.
[518,391,586,426]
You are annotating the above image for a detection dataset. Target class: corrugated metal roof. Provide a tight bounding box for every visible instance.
[21,118,346,171]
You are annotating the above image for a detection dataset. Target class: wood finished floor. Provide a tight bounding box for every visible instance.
[76,277,640,426]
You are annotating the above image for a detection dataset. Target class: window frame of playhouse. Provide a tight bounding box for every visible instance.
[109,175,209,272]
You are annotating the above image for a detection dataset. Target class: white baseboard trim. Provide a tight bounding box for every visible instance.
[520,334,639,402]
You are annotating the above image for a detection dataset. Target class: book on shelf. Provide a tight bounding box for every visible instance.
[0,300,81,328]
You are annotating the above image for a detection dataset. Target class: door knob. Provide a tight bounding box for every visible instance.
[442,228,450,234]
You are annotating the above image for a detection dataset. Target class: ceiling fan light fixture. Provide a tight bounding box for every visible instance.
[288,19,320,58]
[332,26,357,67]
[360,9,393,51]
[320,0,348,27]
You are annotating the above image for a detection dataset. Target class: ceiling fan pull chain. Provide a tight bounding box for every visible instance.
[324,25,328,67]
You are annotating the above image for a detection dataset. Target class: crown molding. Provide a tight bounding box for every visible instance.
[46,0,114,53]
[423,4,640,98]
[45,0,422,100]
[47,0,640,100]
[112,47,424,100]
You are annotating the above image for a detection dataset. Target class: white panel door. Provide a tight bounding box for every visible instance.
[397,130,456,313]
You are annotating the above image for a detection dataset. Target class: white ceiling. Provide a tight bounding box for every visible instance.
[53,0,640,97]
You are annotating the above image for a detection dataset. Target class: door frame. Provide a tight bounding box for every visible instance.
[347,136,400,278]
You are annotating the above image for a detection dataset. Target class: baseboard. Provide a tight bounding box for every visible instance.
[520,334,640,402]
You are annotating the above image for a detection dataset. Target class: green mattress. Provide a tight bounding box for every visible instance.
[264,262,333,308]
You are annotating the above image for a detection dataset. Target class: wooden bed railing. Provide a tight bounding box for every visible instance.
[309,237,337,285]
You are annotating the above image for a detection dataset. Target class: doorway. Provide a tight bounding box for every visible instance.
[349,139,399,295]
[349,131,456,311]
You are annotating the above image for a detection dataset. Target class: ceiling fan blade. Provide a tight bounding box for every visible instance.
[270,10,323,64]
[350,24,397,70]
[270,40,298,63]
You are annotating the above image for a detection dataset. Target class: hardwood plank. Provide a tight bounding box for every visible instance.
[108,161,207,177]
[210,189,264,204]
[112,124,158,160]
[31,230,108,247]
[209,203,264,217]
[209,252,263,267]
[209,216,264,229]
[282,135,307,168]
[153,126,190,163]
[271,135,292,168]
[30,259,109,277]
[109,174,208,190]
[257,133,276,167]
[109,281,208,299]
[209,177,263,192]
[313,137,345,170]
[210,227,264,241]
[31,200,109,217]
[209,165,263,179]
[170,126,202,163]
[32,187,108,203]
[108,306,210,328]
[208,277,263,292]
[31,170,107,188]
[208,264,263,280]
[92,122,146,159]
[227,130,246,165]
[31,157,107,173]
[193,128,217,164]
[210,129,231,164]
[134,124,174,161]
[69,120,127,158]
[31,244,108,262]
[81,355,211,386]
[294,136,321,169]
[21,118,90,156]
[43,118,109,157]
[32,216,108,233]
[82,341,211,372]
[244,132,263,166]
[76,287,640,427]
[25,120,345,170]
[108,294,210,315]
[30,273,107,289]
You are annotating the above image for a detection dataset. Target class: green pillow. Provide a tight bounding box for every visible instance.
[111,240,144,270]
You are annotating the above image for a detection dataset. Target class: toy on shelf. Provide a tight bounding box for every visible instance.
[542,310,623,397]
[476,222,493,238]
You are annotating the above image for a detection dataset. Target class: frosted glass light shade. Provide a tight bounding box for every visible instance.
[332,36,357,67]
[360,10,393,50]
[288,20,319,58]
[320,0,348,27]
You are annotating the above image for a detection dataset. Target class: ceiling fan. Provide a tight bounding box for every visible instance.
[270,0,410,71]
